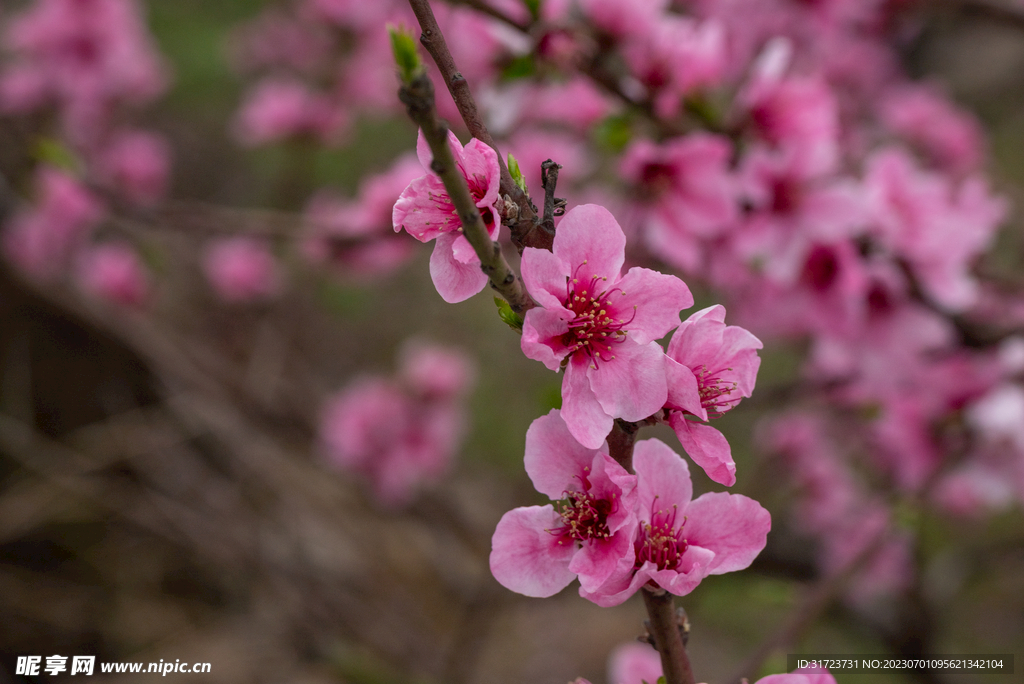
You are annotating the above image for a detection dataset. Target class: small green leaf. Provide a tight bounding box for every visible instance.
[388,24,423,84]
[33,137,80,174]
[593,114,633,152]
[501,54,536,81]
[494,296,524,333]
[521,0,541,20]
[657,677,668,684]
[507,154,529,195]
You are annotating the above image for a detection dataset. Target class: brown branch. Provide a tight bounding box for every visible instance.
[406,0,553,253]
[446,0,530,32]
[606,418,640,472]
[934,0,1024,30]
[643,588,696,684]
[398,70,535,314]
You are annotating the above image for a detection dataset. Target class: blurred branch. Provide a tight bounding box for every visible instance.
[726,529,889,684]
[643,588,695,684]
[936,0,1024,30]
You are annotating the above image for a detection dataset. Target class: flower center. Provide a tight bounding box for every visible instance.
[635,502,688,571]
[552,489,614,543]
[696,364,739,417]
[561,261,635,369]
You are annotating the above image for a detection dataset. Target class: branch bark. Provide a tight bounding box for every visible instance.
[643,588,696,684]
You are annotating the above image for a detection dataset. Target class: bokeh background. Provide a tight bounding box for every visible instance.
[1,1,1023,683]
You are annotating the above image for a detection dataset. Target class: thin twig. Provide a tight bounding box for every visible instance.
[398,70,535,314]
[406,0,553,253]
[540,159,563,234]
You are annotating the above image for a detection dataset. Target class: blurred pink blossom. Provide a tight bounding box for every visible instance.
[320,342,475,507]
[75,241,149,307]
[202,237,281,303]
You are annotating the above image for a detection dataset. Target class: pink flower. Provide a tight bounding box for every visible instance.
[489,410,639,597]
[94,129,170,206]
[393,130,501,303]
[75,241,149,307]
[320,342,475,507]
[662,305,762,486]
[520,204,693,449]
[580,438,770,607]
[202,237,281,303]
[621,135,736,274]
[234,78,346,145]
[3,166,104,280]
[879,84,984,175]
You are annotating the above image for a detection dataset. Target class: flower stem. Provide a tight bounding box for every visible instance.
[642,587,696,684]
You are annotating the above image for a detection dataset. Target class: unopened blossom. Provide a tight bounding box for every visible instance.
[202,236,281,303]
[662,305,762,486]
[393,130,501,303]
[580,438,769,607]
[320,342,475,507]
[76,241,149,307]
[490,410,638,597]
[520,204,693,449]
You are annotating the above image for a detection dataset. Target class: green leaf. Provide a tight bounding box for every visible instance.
[494,297,524,333]
[507,154,529,195]
[501,54,536,81]
[593,114,633,152]
[521,0,541,20]
[33,137,80,174]
[388,24,423,85]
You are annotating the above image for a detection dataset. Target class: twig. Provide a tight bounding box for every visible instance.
[643,588,696,684]
[540,159,563,234]
[398,69,535,314]
[406,0,553,253]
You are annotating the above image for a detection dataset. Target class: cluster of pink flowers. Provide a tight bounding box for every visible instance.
[1,0,172,307]
[319,341,476,507]
[489,410,769,606]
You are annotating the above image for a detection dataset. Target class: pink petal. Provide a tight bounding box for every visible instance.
[521,245,573,310]
[461,138,501,210]
[684,492,770,574]
[392,173,458,242]
[490,505,577,597]
[588,340,668,423]
[521,306,572,371]
[646,545,716,595]
[633,438,693,517]
[429,233,487,303]
[562,357,614,449]
[416,128,463,170]
[524,409,605,499]
[553,204,625,284]
[569,527,635,592]
[665,357,705,419]
[668,417,736,486]
[611,267,693,343]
